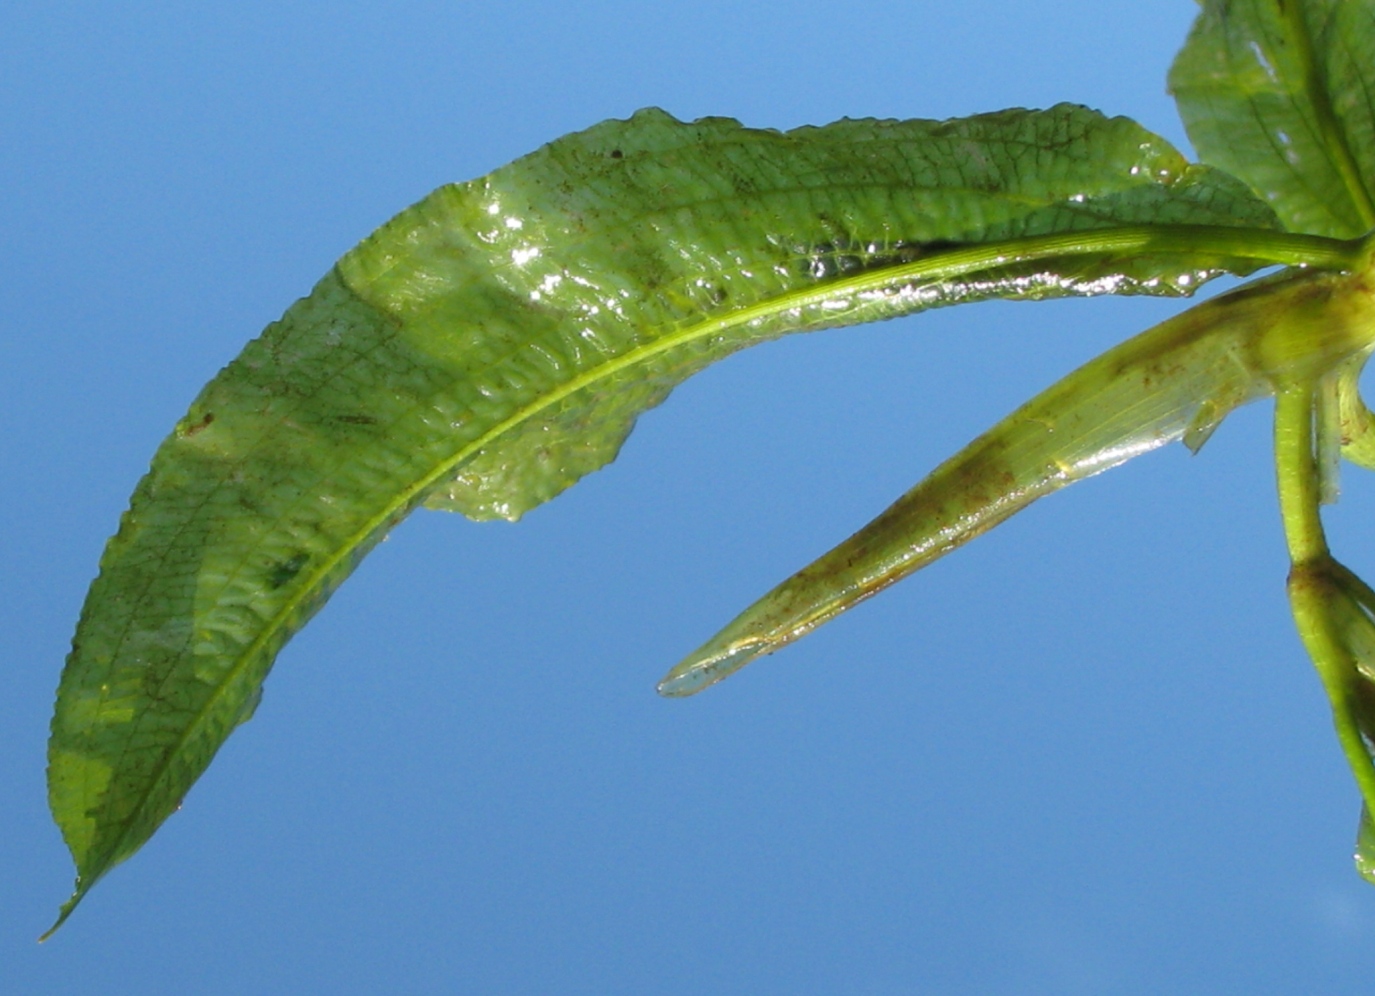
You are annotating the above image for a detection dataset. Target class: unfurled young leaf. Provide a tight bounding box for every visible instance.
[46,0,1375,933]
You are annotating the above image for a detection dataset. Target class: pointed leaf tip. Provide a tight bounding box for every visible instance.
[39,885,87,942]
[658,639,767,697]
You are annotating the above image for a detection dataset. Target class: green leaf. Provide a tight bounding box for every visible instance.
[660,262,1375,695]
[45,103,1318,931]
[1169,0,1375,237]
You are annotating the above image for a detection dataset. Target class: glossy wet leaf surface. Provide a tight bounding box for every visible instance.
[45,0,1375,934]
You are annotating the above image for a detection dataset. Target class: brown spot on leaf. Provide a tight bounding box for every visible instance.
[179,412,215,438]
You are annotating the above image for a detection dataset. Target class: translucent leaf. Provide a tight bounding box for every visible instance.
[47,104,1295,929]
[661,262,1375,695]
[1169,0,1375,237]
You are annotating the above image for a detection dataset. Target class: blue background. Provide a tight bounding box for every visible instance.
[7,1,1375,992]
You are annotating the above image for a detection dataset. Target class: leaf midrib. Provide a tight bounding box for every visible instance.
[87,221,1356,890]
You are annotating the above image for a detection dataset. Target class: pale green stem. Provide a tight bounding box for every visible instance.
[1276,386,1375,818]
[1316,369,1342,503]
[1276,386,1329,564]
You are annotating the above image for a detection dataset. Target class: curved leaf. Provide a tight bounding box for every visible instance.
[46,104,1316,930]
[660,261,1375,696]
[1169,0,1375,237]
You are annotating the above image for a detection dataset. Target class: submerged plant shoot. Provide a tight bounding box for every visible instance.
[45,0,1375,933]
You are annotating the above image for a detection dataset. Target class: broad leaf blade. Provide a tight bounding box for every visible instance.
[1169,0,1375,237]
[393,105,1281,520]
[660,264,1375,695]
[48,104,1288,927]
